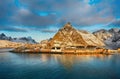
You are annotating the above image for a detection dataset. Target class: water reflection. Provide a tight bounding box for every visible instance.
[1,52,120,79]
[14,53,112,69]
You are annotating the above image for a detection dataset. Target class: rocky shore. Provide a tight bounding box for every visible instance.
[11,46,116,55]
[0,40,24,48]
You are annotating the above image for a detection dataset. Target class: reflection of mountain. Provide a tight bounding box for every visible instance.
[0,33,37,44]
[11,53,112,71]
[46,54,111,70]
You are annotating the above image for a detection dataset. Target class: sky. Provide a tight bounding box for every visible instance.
[0,0,120,42]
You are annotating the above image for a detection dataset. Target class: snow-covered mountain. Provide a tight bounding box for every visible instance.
[93,28,120,49]
[0,33,37,44]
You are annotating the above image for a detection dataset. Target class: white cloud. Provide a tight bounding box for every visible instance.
[18,8,31,15]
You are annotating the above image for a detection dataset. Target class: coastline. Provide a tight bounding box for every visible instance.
[0,48,14,53]
[10,48,117,55]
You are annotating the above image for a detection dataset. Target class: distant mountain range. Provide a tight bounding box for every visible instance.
[0,33,37,44]
[93,28,120,49]
[0,20,120,50]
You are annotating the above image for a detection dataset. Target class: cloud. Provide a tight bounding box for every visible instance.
[41,29,57,33]
[0,0,120,32]
[0,0,17,19]
[10,7,58,26]
[58,0,115,26]
[0,0,58,31]
[0,25,27,32]
[19,0,117,26]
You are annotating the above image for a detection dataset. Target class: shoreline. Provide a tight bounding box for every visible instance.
[0,47,118,55]
[0,48,14,53]
[10,48,117,55]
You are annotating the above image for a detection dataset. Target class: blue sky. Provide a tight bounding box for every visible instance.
[0,0,120,42]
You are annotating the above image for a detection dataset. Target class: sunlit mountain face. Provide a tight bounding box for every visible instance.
[0,0,120,41]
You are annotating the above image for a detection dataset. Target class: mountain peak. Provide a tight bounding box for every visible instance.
[48,23,104,48]
[0,33,6,36]
[63,22,72,28]
[61,22,74,31]
[109,28,120,33]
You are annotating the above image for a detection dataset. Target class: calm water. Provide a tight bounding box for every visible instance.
[0,49,120,79]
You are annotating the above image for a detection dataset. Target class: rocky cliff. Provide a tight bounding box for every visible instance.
[93,28,120,49]
[49,22,104,48]
[93,29,112,41]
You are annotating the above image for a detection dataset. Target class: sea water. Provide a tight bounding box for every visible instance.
[0,49,120,79]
